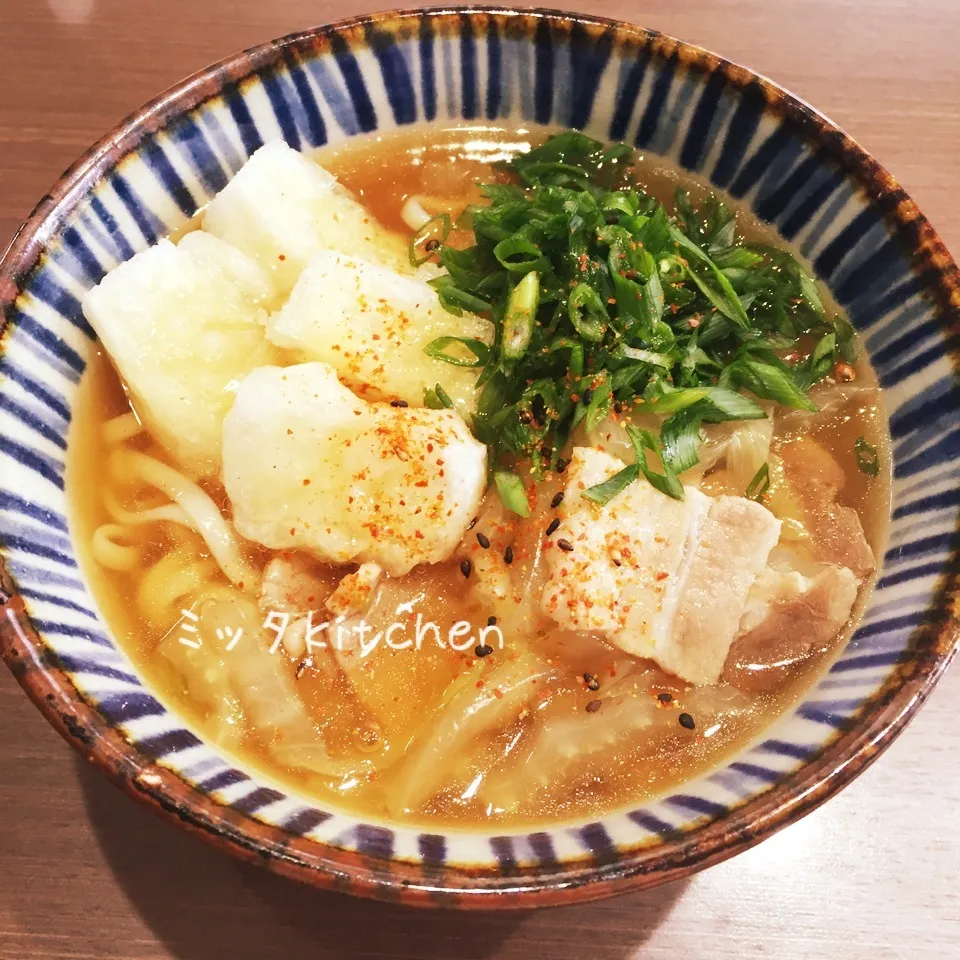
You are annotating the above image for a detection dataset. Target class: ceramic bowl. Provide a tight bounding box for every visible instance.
[1,6,957,909]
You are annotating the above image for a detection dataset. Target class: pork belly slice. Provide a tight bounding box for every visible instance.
[540,448,782,685]
[662,495,785,686]
[773,436,876,578]
[724,558,860,693]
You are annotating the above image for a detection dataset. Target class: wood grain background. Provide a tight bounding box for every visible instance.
[1,2,958,957]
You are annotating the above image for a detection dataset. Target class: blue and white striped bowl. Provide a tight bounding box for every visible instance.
[1,7,957,907]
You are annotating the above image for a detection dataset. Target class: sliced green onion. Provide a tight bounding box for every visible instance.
[414,132,858,506]
[737,359,818,412]
[494,470,531,517]
[625,425,684,500]
[494,236,548,274]
[638,270,665,326]
[567,282,607,342]
[797,267,824,317]
[502,271,540,361]
[409,213,452,267]
[424,336,490,368]
[855,437,879,476]
[810,332,837,368]
[671,226,750,328]
[642,387,710,416]
[659,408,702,475]
[424,383,454,409]
[584,377,613,433]
[548,336,585,377]
[582,463,640,505]
[745,462,770,501]
[620,345,672,369]
[429,275,492,316]
[700,387,766,422]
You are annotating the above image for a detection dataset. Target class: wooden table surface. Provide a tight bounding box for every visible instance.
[1,1,958,957]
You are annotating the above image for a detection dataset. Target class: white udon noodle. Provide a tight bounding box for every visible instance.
[91,411,359,779]
[90,412,259,590]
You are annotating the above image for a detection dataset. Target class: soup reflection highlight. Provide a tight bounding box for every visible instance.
[66,126,890,826]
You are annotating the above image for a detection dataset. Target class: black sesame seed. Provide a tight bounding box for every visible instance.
[545,517,561,537]
[613,401,624,414]
[550,491,564,509]
[556,458,568,474]
[487,615,497,627]
[583,673,600,691]
[476,532,491,549]
[503,545,514,565]
[475,644,493,657]
[424,238,440,252]
[460,558,472,578]
[557,538,574,552]
[390,399,409,407]
[657,692,674,703]
[581,388,593,405]
[585,699,602,713]
[678,712,696,730]
[518,410,533,424]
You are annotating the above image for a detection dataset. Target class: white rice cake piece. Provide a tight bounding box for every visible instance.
[82,232,278,476]
[541,447,782,685]
[222,362,487,576]
[266,250,492,417]
[202,140,410,296]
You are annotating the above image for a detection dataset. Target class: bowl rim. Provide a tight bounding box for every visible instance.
[1,4,958,909]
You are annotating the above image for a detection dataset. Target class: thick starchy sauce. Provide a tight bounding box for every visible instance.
[66,125,891,827]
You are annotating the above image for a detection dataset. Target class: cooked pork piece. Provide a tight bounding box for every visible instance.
[773,436,875,578]
[725,559,860,693]
[540,448,782,685]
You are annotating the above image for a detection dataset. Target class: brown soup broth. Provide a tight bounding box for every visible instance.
[66,125,891,828]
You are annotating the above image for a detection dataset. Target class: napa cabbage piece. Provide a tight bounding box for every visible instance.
[389,653,556,814]
[202,140,412,295]
[157,588,364,778]
[266,250,493,417]
[482,676,751,813]
[82,232,278,476]
[322,567,479,761]
[222,362,487,576]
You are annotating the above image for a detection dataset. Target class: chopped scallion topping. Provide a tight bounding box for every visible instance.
[494,469,531,517]
[424,383,454,409]
[855,437,879,476]
[424,336,490,368]
[746,462,771,501]
[409,213,452,267]
[422,131,853,500]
